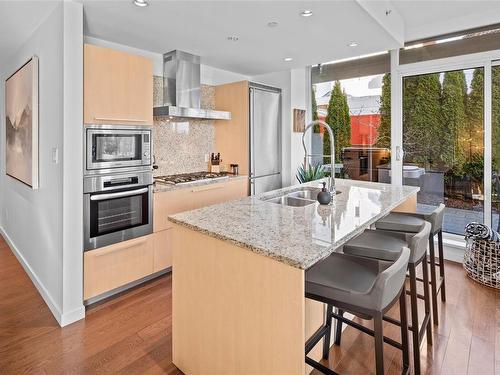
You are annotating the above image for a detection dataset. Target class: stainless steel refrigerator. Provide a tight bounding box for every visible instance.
[249,83,282,195]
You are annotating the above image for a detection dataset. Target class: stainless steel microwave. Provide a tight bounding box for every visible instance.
[85,125,152,175]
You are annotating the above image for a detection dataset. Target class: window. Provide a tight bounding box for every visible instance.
[310,53,390,182]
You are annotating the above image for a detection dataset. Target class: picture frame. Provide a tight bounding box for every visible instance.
[293,108,305,133]
[5,56,39,189]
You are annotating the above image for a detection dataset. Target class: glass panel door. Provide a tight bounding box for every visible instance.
[402,68,484,236]
[491,63,500,231]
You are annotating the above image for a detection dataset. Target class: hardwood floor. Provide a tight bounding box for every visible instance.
[1,234,499,374]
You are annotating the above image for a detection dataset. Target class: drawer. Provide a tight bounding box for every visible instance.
[84,235,154,300]
[153,188,193,232]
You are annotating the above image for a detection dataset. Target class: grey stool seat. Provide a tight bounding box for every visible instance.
[342,222,432,375]
[375,205,444,236]
[375,213,426,233]
[305,249,411,375]
[344,230,408,262]
[375,204,446,327]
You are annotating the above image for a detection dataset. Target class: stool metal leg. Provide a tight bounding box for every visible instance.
[428,234,439,325]
[323,304,333,359]
[409,263,421,375]
[373,312,385,375]
[437,230,446,302]
[399,288,410,372]
[334,309,344,346]
[421,253,433,345]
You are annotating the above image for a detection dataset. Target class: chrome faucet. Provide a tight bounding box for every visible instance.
[302,120,335,193]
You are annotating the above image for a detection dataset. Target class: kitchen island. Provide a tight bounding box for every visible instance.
[168,178,419,375]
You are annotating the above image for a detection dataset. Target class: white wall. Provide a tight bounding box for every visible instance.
[0,2,84,326]
[251,68,311,187]
[84,36,250,85]
[61,1,84,326]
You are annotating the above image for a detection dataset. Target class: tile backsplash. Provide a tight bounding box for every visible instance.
[153,76,216,176]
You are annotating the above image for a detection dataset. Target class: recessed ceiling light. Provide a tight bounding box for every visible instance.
[133,0,148,7]
[227,36,239,42]
[300,10,313,17]
[284,57,293,62]
[348,41,359,47]
[267,21,279,28]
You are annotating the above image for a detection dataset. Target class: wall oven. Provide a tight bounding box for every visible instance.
[84,171,153,251]
[85,125,152,175]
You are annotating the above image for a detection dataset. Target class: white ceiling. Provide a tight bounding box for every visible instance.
[0,1,60,66]
[1,1,500,76]
[80,0,401,76]
[393,0,500,42]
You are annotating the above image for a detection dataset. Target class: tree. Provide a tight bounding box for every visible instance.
[376,73,391,148]
[467,68,484,160]
[312,87,320,132]
[493,67,500,172]
[440,70,467,172]
[312,87,319,121]
[403,73,441,169]
[324,81,351,164]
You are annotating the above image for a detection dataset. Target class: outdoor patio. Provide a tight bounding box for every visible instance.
[417,202,500,235]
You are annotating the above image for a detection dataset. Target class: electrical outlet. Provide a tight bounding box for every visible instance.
[204,154,209,163]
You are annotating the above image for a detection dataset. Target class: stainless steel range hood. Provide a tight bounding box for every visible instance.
[153,50,231,120]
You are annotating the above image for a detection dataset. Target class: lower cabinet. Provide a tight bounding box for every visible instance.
[153,229,172,272]
[84,178,247,302]
[84,235,154,300]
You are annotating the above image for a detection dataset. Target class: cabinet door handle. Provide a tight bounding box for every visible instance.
[94,117,147,123]
[94,238,148,257]
[191,185,224,193]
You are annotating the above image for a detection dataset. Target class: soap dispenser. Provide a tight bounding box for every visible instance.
[317,182,332,205]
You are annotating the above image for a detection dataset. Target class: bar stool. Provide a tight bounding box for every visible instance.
[305,248,411,375]
[375,204,446,325]
[342,222,432,375]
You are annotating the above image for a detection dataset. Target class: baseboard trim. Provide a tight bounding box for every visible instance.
[60,305,86,327]
[0,226,64,326]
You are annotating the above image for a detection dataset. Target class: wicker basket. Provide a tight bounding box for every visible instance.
[463,238,500,289]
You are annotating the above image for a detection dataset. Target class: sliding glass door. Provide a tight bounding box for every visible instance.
[491,63,500,231]
[402,68,484,235]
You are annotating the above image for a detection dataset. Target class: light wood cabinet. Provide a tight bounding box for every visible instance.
[214,81,249,175]
[154,177,248,232]
[153,187,193,232]
[153,229,172,272]
[84,44,153,125]
[84,235,154,300]
[84,178,248,301]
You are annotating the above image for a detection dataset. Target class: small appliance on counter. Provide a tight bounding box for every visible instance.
[210,153,221,173]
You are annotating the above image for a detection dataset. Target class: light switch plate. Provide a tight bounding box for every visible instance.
[52,147,59,164]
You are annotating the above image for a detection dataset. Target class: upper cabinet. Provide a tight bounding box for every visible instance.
[84,44,153,125]
[214,81,249,175]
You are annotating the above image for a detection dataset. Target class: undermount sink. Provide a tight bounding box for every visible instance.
[265,196,316,207]
[262,187,340,207]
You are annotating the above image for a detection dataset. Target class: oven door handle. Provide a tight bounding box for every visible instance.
[90,187,149,201]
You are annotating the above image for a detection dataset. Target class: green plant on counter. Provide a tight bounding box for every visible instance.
[296,163,325,183]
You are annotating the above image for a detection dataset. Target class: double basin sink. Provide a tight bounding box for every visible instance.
[262,186,340,207]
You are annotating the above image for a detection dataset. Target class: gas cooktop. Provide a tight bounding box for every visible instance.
[154,172,230,185]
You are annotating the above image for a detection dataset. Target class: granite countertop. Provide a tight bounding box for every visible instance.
[153,174,248,193]
[168,178,419,270]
